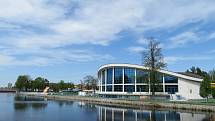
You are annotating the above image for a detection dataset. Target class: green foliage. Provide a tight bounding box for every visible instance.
[209,69,215,82]
[142,38,166,96]
[31,77,49,91]
[211,88,215,99]
[14,75,75,92]
[186,66,208,77]
[15,75,31,91]
[49,80,74,92]
[200,76,211,99]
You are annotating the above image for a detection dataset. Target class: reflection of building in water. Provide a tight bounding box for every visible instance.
[98,106,207,121]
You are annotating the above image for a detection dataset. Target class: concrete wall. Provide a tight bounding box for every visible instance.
[178,78,202,99]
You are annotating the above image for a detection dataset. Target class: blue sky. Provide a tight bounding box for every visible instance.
[0,0,215,86]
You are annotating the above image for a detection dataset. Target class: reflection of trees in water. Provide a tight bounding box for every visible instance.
[14,95,45,101]
[14,103,47,110]
[56,100,74,107]
[31,103,47,110]
[14,95,47,110]
[14,103,28,110]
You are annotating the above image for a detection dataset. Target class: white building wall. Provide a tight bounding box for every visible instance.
[178,78,202,99]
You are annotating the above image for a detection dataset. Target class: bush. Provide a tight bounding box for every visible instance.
[211,88,215,99]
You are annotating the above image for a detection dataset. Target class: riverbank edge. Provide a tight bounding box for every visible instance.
[18,94,215,112]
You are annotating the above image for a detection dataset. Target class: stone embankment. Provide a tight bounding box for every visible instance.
[19,93,215,112]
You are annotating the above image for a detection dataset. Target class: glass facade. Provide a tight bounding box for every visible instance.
[165,75,178,83]
[99,66,179,94]
[124,68,135,84]
[136,85,148,92]
[114,68,123,84]
[165,85,178,94]
[102,70,105,85]
[154,85,163,92]
[136,69,148,83]
[107,68,113,84]
[124,85,135,92]
[102,86,105,91]
[155,73,163,83]
[114,85,123,92]
[106,85,112,91]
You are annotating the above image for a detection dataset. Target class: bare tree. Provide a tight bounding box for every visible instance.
[142,37,166,96]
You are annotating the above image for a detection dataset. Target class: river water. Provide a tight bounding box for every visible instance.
[0,93,214,121]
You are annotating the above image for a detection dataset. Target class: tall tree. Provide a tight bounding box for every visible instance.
[83,75,98,91]
[142,37,166,96]
[200,76,211,101]
[15,75,31,91]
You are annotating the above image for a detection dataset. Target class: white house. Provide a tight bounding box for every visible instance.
[97,64,203,100]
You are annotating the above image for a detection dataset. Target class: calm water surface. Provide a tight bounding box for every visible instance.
[0,93,214,121]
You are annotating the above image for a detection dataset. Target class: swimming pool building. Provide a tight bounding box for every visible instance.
[97,64,203,100]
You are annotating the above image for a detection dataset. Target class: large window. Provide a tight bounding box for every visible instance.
[124,85,135,92]
[136,69,149,83]
[165,85,178,94]
[102,70,105,84]
[114,85,123,92]
[154,85,163,92]
[107,68,113,84]
[124,68,135,84]
[136,85,149,92]
[164,75,178,83]
[155,73,163,83]
[114,68,123,84]
[106,85,112,91]
[102,86,105,91]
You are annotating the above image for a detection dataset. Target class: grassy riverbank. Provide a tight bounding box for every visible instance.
[18,93,215,112]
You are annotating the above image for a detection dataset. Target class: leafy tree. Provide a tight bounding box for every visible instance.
[209,69,215,82]
[57,80,74,90]
[186,66,208,77]
[142,37,166,96]
[211,88,215,99]
[31,77,49,91]
[15,75,31,91]
[200,76,211,101]
[59,80,66,90]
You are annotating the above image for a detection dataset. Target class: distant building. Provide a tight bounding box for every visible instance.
[97,64,203,100]
[8,83,12,88]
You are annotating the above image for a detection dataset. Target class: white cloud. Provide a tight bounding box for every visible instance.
[127,46,146,53]
[167,31,215,49]
[164,56,213,64]
[137,37,148,45]
[209,32,215,40]
[0,49,114,66]
[168,31,200,48]
[0,0,215,66]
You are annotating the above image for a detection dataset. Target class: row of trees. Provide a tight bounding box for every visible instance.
[15,75,49,91]
[15,75,75,92]
[14,75,98,92]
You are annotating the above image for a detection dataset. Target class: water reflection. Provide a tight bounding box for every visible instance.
[98,106,214,121]
[14,95,47,110]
